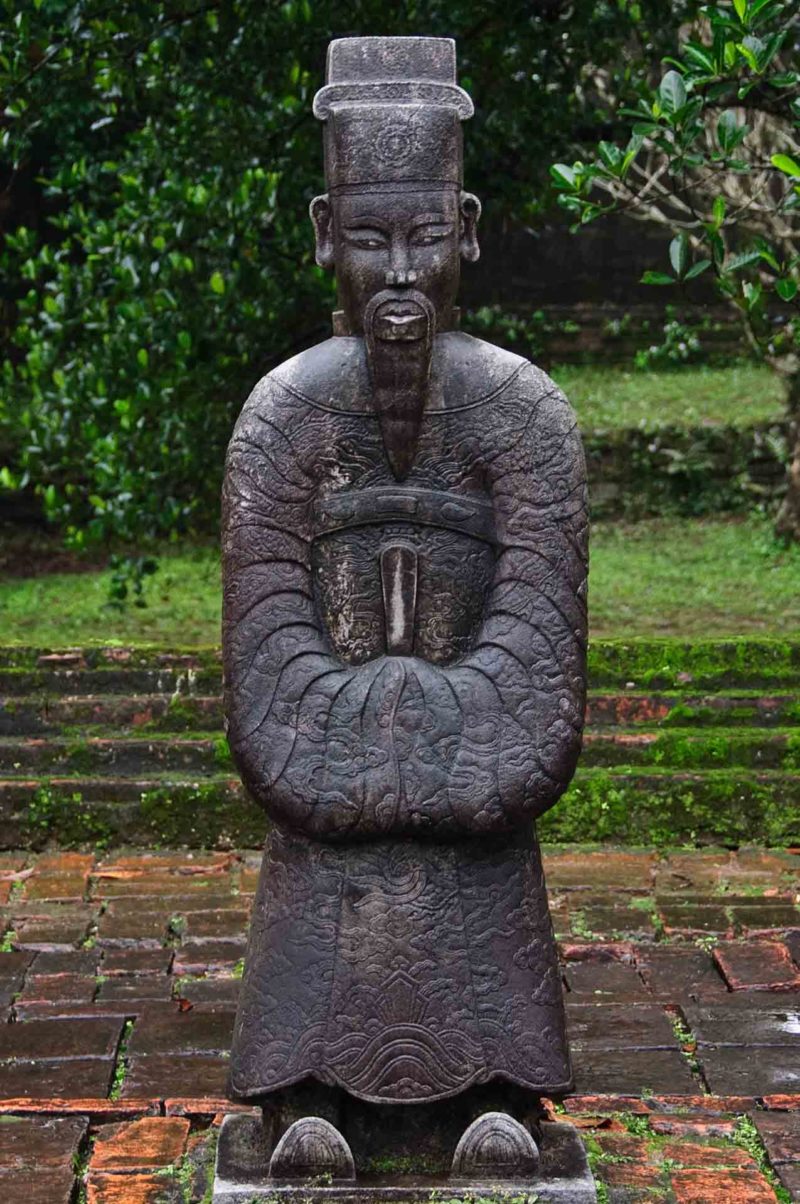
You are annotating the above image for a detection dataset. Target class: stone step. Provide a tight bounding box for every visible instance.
[0,637,797,694]
[0,736,233,776]
[1,728,797,777]
[586,691,800,729]
[0,767,797,848]
[0,693,224,736]
[587,638,800,691]
[2,690,797,738]
[582,729,800,771]
[0,646,221,670]
[0,665,221,698]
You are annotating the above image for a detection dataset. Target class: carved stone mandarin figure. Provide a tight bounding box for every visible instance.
[220,34,589,1196]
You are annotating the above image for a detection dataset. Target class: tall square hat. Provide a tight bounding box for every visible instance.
[313,36,473,194]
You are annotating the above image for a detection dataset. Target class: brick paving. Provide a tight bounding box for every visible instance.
[0,845,796,1200]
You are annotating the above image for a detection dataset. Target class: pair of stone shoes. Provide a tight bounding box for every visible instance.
[268,1111,540,1184]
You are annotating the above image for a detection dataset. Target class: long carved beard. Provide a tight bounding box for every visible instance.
[364,288,435,481]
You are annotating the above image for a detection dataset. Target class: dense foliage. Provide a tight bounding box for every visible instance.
[0,0,696,585]
[551,0,800,537]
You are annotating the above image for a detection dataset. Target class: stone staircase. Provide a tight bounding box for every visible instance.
[0,640,798,848]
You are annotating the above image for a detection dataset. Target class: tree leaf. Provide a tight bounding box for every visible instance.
[725,249,763,273]
[685,259,712,279]
[659,70,687,114]
[550,163,576,188]
[738,35,764,72]
[209,271,226,295]
[772,153,800,177]
[712,196,726,228]
[775,278,797,302]
[733,0,747,21]
[750,0,780,20]
[669,232,689,278]
[683,42,716,73]
[598,140,623,171]
[717,109,747,151]
[641,270,676,285]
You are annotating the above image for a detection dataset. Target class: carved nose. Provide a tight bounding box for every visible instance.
[385,268,417,287]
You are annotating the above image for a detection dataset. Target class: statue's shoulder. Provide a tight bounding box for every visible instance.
[268,336,372,413]
[435,333,571,417]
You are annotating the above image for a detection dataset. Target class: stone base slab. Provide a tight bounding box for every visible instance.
[212,1113,597,1202]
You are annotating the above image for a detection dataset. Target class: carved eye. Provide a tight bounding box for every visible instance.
[344,229,387,250]
[411,227,450,247]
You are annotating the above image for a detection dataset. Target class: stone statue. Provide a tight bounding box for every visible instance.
[218,35,591,1201]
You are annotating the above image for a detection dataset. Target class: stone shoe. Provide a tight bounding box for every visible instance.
[268,1116,356,1183]
[451,1110,540,1181]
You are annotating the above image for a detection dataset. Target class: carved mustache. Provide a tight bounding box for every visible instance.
[364,289,436,343]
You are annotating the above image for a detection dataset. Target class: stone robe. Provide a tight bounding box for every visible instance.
[222,331,588,1104]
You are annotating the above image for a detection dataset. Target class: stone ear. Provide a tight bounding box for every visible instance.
[309,194,335,269]
[460,192,481,264]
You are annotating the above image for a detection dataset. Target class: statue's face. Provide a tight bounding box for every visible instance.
[311,187,480,334]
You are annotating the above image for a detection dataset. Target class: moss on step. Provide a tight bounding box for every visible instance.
[542,768,800,846]
[587,637,800,690]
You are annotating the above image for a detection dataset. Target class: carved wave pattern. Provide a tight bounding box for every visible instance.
[229,827,571,1103]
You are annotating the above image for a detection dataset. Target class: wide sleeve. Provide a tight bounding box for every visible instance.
[222,363,588,841]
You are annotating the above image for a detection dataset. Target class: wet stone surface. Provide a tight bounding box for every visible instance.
[0,845,795,1200]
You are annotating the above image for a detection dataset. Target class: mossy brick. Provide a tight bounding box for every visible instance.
[713,940,800,990]
[32,950,100,975]
[2,636,799,692]
[96,978,174,1003]
[0,1016,123,1059]
[583,728,800,770]
[753,1111,800,1165]
[121,1053,229,1099]
[0,695,223,738]
[566,1002,678,1050]
[86,1171,185,1203]
[542,769,800,847]
[18,973,97,1004]
[181,908,250,939]
[96,850,234,872]
[96,905,175,944]
[573,1046,697,1094]
[11,903,97,949]
[0,1167,76,1204]
[587,690,800,729]
[670,1167,777,1203]
[686,1002,800,1049]
[587,637,800,690]
[174,977,241,1007]
[729,900,800,932]
[100,948,173,976]
[90,1116,190,1172]
[542,849,657,890]
[0,1054,117,1102]
[172,939,245,976]
[564,959,649,1000]
[0,665,222,698]
[698,1044,800,1097]
[0,777,264,849]
[126,1007,234,1057]
[0,736,232,776]
[658,901,733,936]
[0,645,221,671]
[92,870,230,899]
[0,1114,88,1170]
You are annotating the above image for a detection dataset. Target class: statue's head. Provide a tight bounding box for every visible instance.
[310,37,480,339]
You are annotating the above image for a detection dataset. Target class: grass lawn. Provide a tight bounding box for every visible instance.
[552,362,785,430]
[1,516,798,646]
